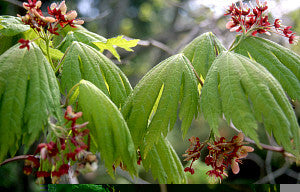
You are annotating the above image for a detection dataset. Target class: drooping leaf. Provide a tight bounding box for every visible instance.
[93,35,139,61]
[121,54,199,155]
[0,16,30,36]
[181,32,226,79]
[57,30,106,52]
[234,36,300,101]
[0,34,23,55]
[0,43,61,162]
[61,41,132,108]
[142,135,187,184]
[76,80,137,176]
[200,51,299,156]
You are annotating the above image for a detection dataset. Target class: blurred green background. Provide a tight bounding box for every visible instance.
[0,0,299,190]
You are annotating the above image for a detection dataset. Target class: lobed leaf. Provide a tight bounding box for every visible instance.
[0,43,61,162]
[93,35,139,61]
[201,51,299,157]
[181,32,226,79]
[121,54,199,155]
[142,135,187,184]
[77,80,137,176]
[61,41,132,108]
[234,36,300,101]
[0,16,30,36]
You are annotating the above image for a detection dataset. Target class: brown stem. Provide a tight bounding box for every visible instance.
[228,121,295,159]
[0,155,34,167]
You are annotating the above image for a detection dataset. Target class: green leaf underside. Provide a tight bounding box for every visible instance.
[121,54,199,155]
[201,51,299,156]
[142,135,187,184]
[61,42,132,108]
[0,43,61,161]
[77,80,137,176]
[58,30,107,52]
[0,16,30,36]
[181,32,226,79]
[234,36,300,101]
[93,35,139,61]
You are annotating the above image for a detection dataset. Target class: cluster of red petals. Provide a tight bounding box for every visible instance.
[183,133,254,182]
[204,133,254,181]
[182,136,205,175]
[18,0,84,41]
[18,39,30,50]
[23,156,40,175]
[23,106,97,184]
[225,0,297,44]
[137,150,142,165]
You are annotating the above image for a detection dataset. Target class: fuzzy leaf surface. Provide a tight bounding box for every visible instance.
[77,80,137,176]
[234,36,300,100]
[181,32,226,79]
[142,135,187,184]
[201,51,299,156]
[0,43,61,161]
[122,54,199,155]
[0,16,30,36]
[57,30,106,52]
[93,35,139,61]
[61,42,132,108]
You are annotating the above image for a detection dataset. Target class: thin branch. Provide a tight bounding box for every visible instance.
[255,161,290,184]
[265,150,275,184]
[0,155,33,166]
[115,167,150,184]
[3,0,23,8]
[285,169,300,182]
[228,121,295,160]
[82,9,112,23]
[174,25,201,53]
[137,39,174,55]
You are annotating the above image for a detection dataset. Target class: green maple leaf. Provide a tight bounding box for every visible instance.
[0,43,61,161]
[93,35,139,61]
[234,35,300,101]
[201,51,299,157]
[142,134,187,184]
[122,54,199,155]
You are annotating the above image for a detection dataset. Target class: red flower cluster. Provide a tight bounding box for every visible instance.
[18,38,31,50]
[183,133,254,182]
[225,0,298,44]
[182,136,205,175]
[205,133,254,181]
[18,1,84,50]
[23,106,97,184]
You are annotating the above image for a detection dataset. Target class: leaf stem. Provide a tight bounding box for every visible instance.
[228,34,245,52]
[65,82,81,106]
[45,38,55,71]
[185,57,204,87]
[55,45,71,73]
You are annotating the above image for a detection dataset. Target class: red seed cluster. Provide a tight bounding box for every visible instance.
[225,0,297,44]
[23,106,97,184]
[183,133,254,182]
[182,136,205,175]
